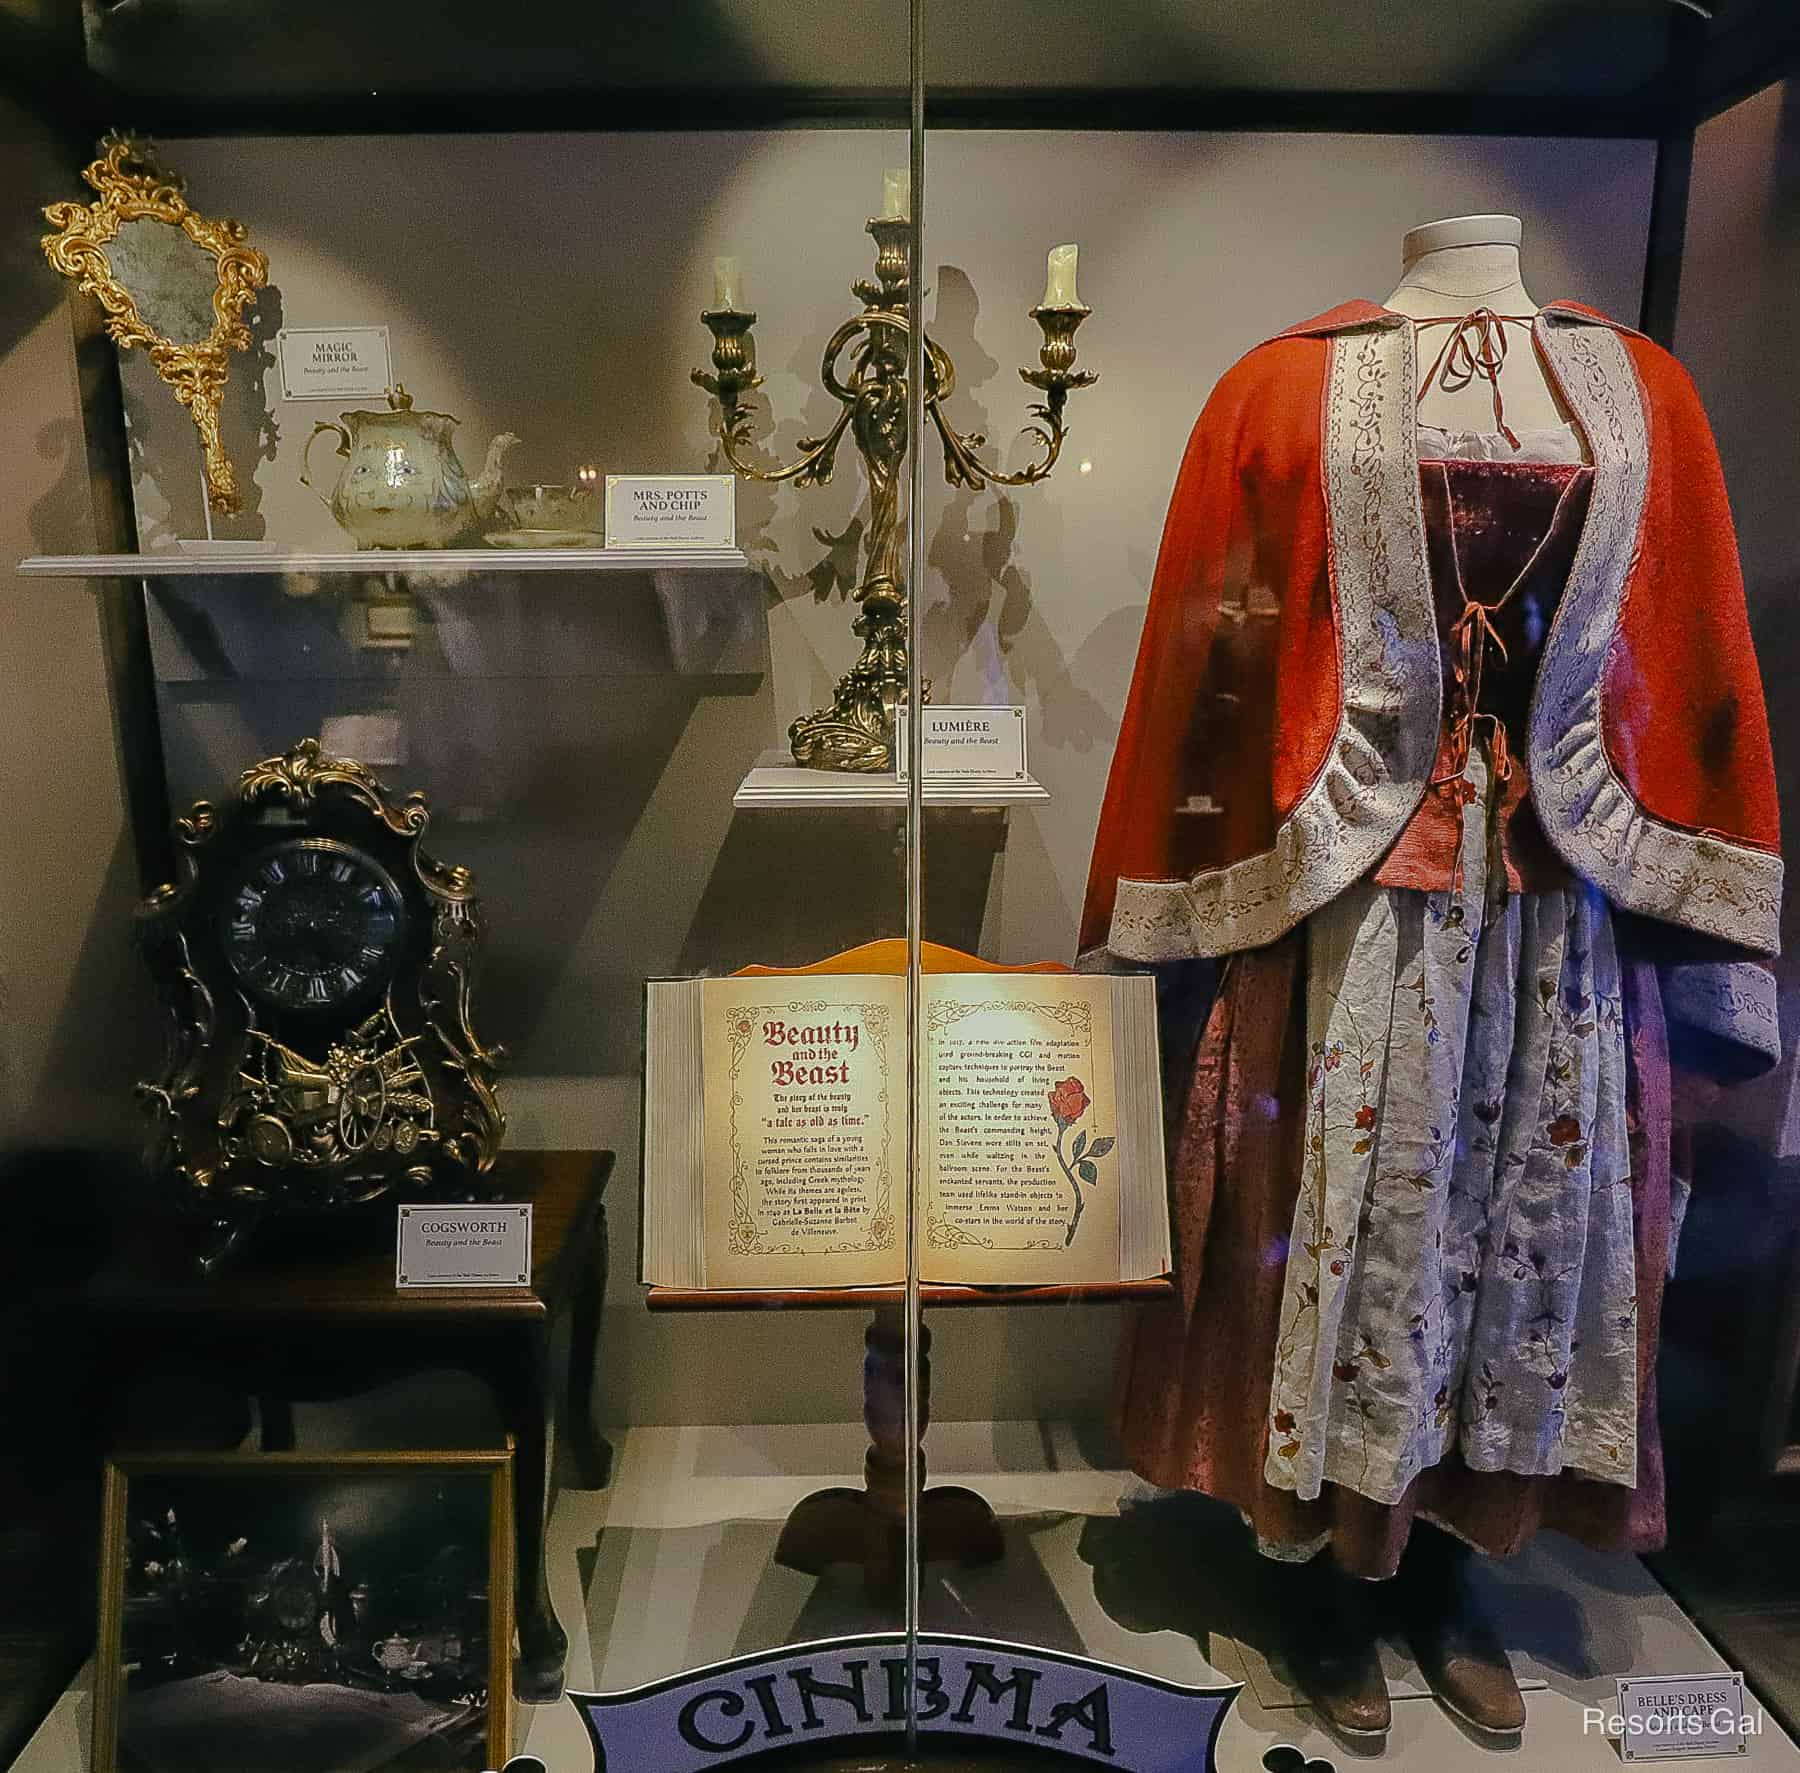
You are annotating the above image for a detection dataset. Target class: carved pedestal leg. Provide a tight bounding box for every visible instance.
[774,1305,1003,1601]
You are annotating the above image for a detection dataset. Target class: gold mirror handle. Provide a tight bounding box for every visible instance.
[301,420,350,507]
[195,405,242,515]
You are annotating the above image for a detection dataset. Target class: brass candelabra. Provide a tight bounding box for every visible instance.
[695,217,1096,772]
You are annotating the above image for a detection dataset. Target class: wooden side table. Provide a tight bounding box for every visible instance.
[76,1148,611,1704]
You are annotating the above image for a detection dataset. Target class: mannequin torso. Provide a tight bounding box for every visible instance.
[1384,213,1575,439]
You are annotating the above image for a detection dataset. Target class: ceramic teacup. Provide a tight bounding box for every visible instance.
[504,482,596,532]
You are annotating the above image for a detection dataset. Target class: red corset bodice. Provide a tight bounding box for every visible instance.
[1375,455,1594,894]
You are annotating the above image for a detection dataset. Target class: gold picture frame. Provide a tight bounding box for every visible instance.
[41,132,268,514]
[95,1448,514,1773]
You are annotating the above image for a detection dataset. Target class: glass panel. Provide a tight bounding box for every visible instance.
[913,14,1800,1773]
[4,13,929,1772]
[10,10,1800,1773]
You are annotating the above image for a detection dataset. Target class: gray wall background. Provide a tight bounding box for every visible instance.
[1679,79,1800,1111]
[1674,79,1800,1457]
[0,99,146,1156]
[57,125,1658,1425]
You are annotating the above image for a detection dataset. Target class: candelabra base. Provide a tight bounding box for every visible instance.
[788,707,894,774]
[784,583,921,770]
[787,606,924,774]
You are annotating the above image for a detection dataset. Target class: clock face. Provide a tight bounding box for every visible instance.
[219,839,407,1014]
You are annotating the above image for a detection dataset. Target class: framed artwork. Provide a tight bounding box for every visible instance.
[96,1449,512,1773]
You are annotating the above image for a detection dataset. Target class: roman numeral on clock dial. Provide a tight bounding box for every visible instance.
[219,841,406,1012]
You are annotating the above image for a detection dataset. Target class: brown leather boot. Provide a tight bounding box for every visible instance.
[1397,1525,1527,1737]
[1270,1553,1391,1742]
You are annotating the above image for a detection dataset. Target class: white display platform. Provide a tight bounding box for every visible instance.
[20,1419,1797,1772]
[735,749,1050,809]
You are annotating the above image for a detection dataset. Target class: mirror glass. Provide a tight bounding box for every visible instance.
[107,216,219,345]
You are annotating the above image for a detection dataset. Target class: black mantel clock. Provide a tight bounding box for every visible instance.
[135,738,504,1267]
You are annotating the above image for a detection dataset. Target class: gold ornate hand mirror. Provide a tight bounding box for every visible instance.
[42,133,268,514]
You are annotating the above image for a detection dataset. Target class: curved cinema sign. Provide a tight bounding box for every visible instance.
[561,1633,1242,1771]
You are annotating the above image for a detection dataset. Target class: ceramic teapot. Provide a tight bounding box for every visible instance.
[302,384,519,549]
[372,1632,415,1673]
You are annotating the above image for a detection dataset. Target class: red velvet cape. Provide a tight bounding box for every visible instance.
[1082,302,1780,1027]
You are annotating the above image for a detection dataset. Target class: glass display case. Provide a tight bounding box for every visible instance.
[3,4,1799,1770]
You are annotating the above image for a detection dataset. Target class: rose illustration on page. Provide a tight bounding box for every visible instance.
[1048,1076,1114,1246]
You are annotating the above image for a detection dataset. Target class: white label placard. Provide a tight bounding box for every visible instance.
[605,474,735,549]
[1613,1673,1754,1760]
[894,705,1028,782]
[396,1203,532,1289]
[277,326,393,401]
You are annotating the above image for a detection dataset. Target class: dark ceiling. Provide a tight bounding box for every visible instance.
[2,0,1795,134]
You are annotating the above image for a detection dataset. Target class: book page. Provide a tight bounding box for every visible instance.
[922,972,1122,1285]
[700,975,905,1290]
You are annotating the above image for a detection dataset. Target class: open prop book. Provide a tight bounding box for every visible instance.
[642,970,1169,1290]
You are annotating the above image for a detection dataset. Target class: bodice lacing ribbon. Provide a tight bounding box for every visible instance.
[1410,308,1584,896]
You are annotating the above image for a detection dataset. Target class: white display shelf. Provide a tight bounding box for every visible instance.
[17,546,750,579]
[734,751,1049,810]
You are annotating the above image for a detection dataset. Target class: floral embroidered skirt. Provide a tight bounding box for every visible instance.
[1113,792,1677,1578]
[1264,867,1640,1520]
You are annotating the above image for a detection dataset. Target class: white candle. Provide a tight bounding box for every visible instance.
[712,256,741,310]
[881,167,910,221]
[1042,243,1080,308]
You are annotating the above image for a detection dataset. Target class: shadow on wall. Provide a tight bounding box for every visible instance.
[9,147,92,560]
[921,264,1116,752]
[699,281,874,738]
[218,276,283,538]
[155,675,723,1078]
[26,830,158,1150]
[675,805,1007,977]
[0,125,68,366]
[695,259,878,746]
[121,278,284,547]
[707,361,865,617]
[25,415,92,558]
